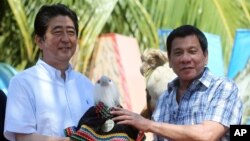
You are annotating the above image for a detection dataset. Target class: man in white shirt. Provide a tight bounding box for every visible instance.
[4,3,94,141]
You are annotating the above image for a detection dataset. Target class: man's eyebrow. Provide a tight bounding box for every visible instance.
[52,25,75,31]
[66,26,76,30]
[172,47,182,51]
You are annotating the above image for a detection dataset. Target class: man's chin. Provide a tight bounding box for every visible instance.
[179,73,196,81]
[59,55,73,62]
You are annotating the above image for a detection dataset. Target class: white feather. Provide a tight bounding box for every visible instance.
[93,75,120,108]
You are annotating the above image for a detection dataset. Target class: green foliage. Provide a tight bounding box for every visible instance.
[1,0,250,74]
[140,0,250,70]
[102,0,158,51]
[72,0,119,73]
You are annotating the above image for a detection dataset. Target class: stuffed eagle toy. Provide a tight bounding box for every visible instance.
[140,49,176,119]
[65,75,145,141]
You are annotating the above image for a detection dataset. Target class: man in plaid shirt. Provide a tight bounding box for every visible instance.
[111,25,243,141]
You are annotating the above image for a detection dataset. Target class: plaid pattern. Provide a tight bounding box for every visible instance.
[152,68,243,141]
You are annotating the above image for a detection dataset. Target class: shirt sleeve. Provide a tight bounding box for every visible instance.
[205,79,243,127]
[4,76,36,141]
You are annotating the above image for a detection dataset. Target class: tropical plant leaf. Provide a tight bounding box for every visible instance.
[2,0,250,76]
[7,0,34,66]
[71,0,119,73]
[140,0,250,68]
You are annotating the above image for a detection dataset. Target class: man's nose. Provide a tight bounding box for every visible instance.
[181,52,192,62]
[61,32,70,42]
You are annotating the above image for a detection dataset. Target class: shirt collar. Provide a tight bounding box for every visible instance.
[167,67,213,93]
[36,59,73,80]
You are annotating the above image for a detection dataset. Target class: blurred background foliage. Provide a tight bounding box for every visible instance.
[235,59,250,124]
[1,0,250,122]
[1,0,250,72]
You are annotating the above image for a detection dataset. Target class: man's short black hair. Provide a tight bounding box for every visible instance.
[166,25,208,57]
[34,3,79,38]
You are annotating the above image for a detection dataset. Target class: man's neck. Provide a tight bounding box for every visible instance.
[42,58,69,72]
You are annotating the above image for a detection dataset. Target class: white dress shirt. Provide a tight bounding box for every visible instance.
[4,59,94,141]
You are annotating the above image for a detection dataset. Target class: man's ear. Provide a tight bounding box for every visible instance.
[169,62,172,68]
[168,55,172,68]
[35,35,44,49]
[204,50,208,65]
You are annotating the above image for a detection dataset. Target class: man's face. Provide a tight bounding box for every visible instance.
[38,15,77,65]
[169,35,208,82]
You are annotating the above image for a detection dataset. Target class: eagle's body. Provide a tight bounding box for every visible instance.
[65,75,145,141]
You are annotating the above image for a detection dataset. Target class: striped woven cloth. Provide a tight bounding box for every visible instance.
[65,102,145,141]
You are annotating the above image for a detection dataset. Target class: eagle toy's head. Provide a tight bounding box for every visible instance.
[93,75,120,108]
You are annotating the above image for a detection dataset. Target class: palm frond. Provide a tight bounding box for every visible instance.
[2,0,250,75]
[71,0,119,73]
[6,0,35,69]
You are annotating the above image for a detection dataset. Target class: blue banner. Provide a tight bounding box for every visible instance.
[228,29,250,79]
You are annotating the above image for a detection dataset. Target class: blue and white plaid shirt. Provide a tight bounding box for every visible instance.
[152,68,243,141]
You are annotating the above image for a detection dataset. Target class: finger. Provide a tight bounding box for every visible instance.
[112,107,123,111]
[110,108,128,115]
[116,120,132,125]
[112,114,131,121]
[110,110,123,115]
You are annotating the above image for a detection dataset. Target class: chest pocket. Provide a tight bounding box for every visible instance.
[192,109,205,124]
[188,88,212,124]
[174,105,205,125]
[175,94,209,125]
